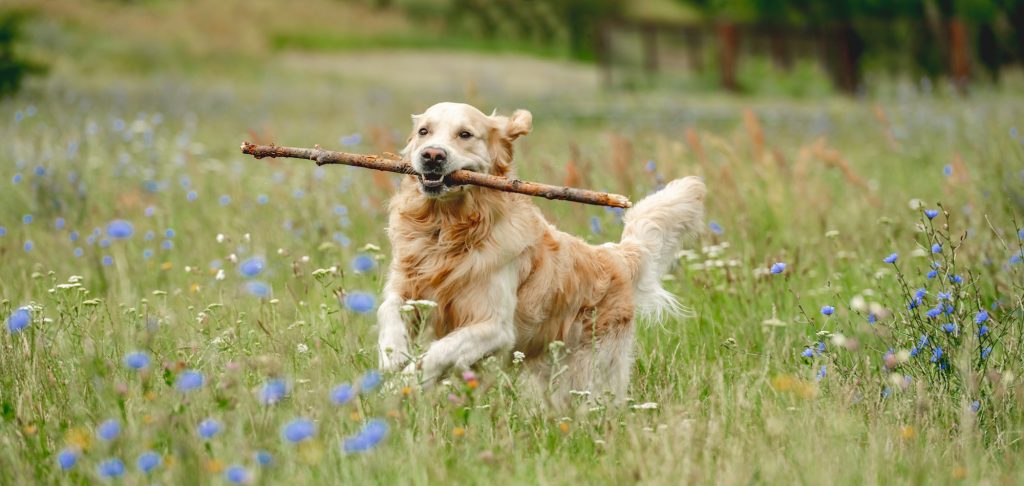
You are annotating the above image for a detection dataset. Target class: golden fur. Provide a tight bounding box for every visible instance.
[376,102,705,403]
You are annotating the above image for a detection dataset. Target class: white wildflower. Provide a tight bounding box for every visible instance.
[632,402,658,410]
[296,343,309,354]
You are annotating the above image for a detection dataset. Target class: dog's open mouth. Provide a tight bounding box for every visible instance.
[418,172,455,195]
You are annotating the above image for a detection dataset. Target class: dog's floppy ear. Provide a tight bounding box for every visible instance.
[504,109,532,141]
[491,109,532,142]
[399,113,423,159]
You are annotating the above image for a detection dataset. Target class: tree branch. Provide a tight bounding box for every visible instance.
[240,142,632,208]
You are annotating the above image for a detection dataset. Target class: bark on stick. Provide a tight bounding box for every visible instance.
[240,142,633,208]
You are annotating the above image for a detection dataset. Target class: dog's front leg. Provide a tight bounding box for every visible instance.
[404,266,517,384]
[377,287,411,371]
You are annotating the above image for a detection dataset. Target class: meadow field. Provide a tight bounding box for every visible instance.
[3,16,1024,484]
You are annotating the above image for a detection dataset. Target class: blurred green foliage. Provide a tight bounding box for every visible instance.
[0,11,43,97]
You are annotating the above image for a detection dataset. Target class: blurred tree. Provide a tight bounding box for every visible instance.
[0,11,42,97]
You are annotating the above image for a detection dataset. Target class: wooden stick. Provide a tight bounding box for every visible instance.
[240,142,633,208]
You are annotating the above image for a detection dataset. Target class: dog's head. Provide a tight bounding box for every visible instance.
[400,102,532,199]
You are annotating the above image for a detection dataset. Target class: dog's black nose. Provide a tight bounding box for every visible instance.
[420,147,447,171]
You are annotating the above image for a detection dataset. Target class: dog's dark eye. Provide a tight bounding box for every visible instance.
[418,127,428,136]
[459,131,472,139]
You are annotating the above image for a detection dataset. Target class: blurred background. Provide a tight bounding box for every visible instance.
[5,0,1024,99]
[2,3,1024,484]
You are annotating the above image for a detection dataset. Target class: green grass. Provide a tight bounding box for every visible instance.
[2,47,1024,485]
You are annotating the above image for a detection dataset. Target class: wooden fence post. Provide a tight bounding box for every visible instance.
[717,22,739,92]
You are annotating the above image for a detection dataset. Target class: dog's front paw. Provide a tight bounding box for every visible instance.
[378,336,411,372]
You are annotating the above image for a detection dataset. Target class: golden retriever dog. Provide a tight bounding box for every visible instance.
[377,102,705,403]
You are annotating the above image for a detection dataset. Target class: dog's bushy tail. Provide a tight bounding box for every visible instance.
[619,176,706,321]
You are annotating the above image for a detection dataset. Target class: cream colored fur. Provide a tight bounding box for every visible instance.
[375,102,705,403]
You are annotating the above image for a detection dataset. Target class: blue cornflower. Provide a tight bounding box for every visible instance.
[345,292,376,313]
[57,449,78,470]
[255,450,273,466]
[0,227,5,237]
[73,247,84,258]
[7,307,30,334]
[244,281,271,298]
[187,190,197,201]
[931,346,943,363]
[34,165,44,176]
[816,341,826,353]
[360,370,382,392]
[55,217,65,230]
[258,194,269,205]
[942,323,956,334]
[165,229,175,238]
[978,325,989,337]
[970,401,980,413]
[770,262,786,274]
[927,270,938,279]
[259,379,288,405]
[709,221,724,235]
[1019,228,1024,240]
[800,348,813,358]
[925,307,941,319]
[918,335,929,347]
[23,214,32,224]
[145,231,155,241]
[102,255,114,266]
[197,418,222,439]
[239,258,265,277]
[644,160,656,172]
[331,383,355,405]
[949,274,963,284]
[12,173,22,184]
[816,365,826,380]
[69,230,79,242]
[910,346,919,357]
[176,370,204,391]
[97,419,120,441]
[340,134,362,146]
[145,206,155,217]
[137,451,161,473]
[975,310,989,324]
[351,254,375,273]
[821,305,835,316]
[219,195,231,206]
[924,209,939,219]
[161,240,173,250]
[883,253,898,264]
[945,304,955,314]
[914,288,927,300]
[937,292,951,300]
[225,465,249,484]
[99,238,111,248]
[981,347,992,360]
[589,216,601,235]
[881,387,892,399]
[931,243,941,254]
[97,458,125,478]
[107,220,134,239]
[342,419,389,453]
[282,418,316,443]
[24,241,33,252]
[908,299,920,310]
[143,249,154,259]
[867,313,877,324]
[943,165,953,176]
